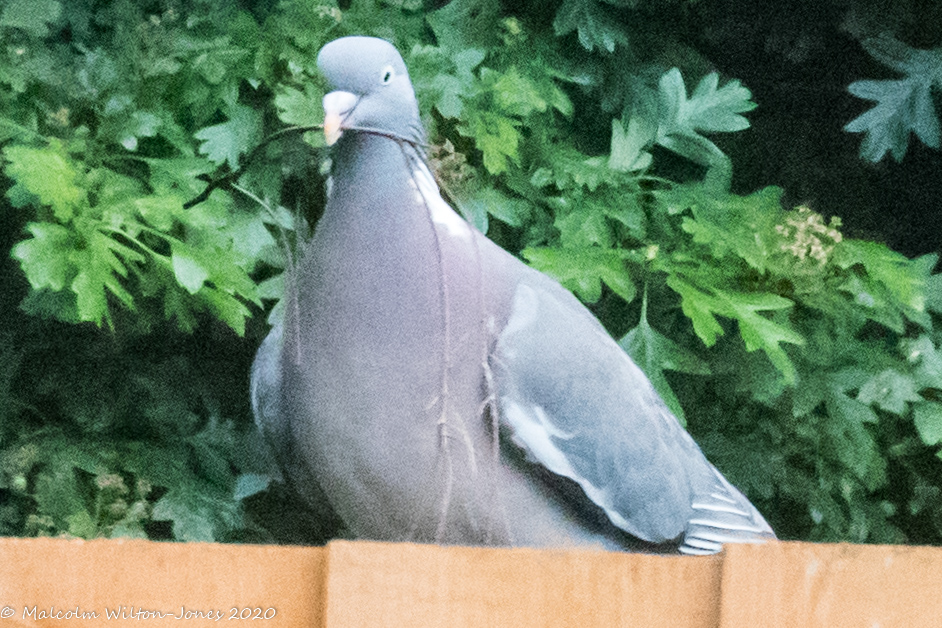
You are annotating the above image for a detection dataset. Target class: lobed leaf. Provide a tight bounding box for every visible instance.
[4,144,84,222]
[619,311,710,424]
[524,246,637,304]
[655,68,756,170]
[195,104,263,169]
[553,0,629,53]
[914,402,942,447]
[845,36,942,162]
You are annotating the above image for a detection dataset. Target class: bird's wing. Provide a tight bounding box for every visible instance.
[490,275,768,546]
[251,321,345,535]
[250,321,288,474]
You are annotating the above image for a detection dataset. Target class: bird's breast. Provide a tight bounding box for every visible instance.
[284,150,502,542]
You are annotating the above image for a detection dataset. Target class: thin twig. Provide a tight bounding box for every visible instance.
[182,125,322,209]
[183,124,430,210]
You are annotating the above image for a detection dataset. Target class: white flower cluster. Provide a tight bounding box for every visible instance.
[775,206,843,266]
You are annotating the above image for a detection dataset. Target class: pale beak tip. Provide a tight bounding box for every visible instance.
[322,91,359,146]
[324,114,342,146]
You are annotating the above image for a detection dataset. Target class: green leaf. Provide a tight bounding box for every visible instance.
[454,49,487,80]
[857,369,922,415]
[458,110,521,175]
[134,194,181,232]
[34,452,85,528]
[224,211,278,264]
[792,369,829,416]
[696,431,783,501]
[860,33,942,76]
[716,290,803,382]
[714,291,801,344]
[655,68,755,173]
[457,196,488,233]
[913,402,942,447]
[4,144,84,221]
[110,517,149,540]
[12,223,74,291]
[619,307,710,424]
[171,243,210,294]
[834,239,928,329]
[194,103,262,169]
[658,132,730,176]
[274,83,324,128]
[545,147,612,192]
[665,276,725,347]
[677,186,783,273]
[903,335,942,389]
[192,40,250,86]
[427,0,502,52]
[188,418,241,486]
[202,288,251,336]
[116,111,161,152]
[556,208,613,248]
[845,36,942,162]
[151,487,217,542]
[418,47,486,119]
[837,274,904,333]
[461,187,531,228]
[425,73,466,119]
[483,66,547,117]
[621,319,711,378]
[234,473,271,500]
[0,0,61,37]
[609,117,654,172]
[845,78,939,162]
[71,267,109,323]
[147,157,217,198]
[524,246,637,304]
[409,45,480,120]
[595,189,645,239]
[665,273,802,382]
[835,240,922,306]
[824,390,886,491]
[683,72,757,133]
[553,0,629,53]
[67,509,98,539]
[258,274,284,301]
[15,223,142,326]
[69,235,131,324]
[828,387,879,424]
[926,273,942,315]
[908,485,942,517]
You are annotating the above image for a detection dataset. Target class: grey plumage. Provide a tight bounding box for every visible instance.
[251,35,775,553]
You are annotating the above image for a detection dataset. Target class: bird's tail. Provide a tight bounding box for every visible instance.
[679,465,776,555]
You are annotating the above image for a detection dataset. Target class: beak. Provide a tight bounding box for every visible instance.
[322,91,359,146]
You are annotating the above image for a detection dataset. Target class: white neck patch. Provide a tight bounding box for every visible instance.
[409,159,472,241]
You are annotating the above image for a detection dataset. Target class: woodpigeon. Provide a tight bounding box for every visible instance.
[252,35,775,555]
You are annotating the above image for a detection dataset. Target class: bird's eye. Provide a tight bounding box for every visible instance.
[380,65,395,85]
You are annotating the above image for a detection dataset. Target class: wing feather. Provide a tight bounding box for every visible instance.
[491,281,697,543]
[490,279,775,550]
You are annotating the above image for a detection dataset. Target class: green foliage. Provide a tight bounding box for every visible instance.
[0,1,270,333]
[845,35,942,162]
[0,0,298,543]
[654,69,754,182]
[0,326,278,541]
[553,0,629,53]
[195,104,263,170]
[619,289,710,424]
[0,0,941,549]
[0,0,62,38]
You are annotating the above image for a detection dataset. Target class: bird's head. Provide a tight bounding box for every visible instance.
[316,36,425,147]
